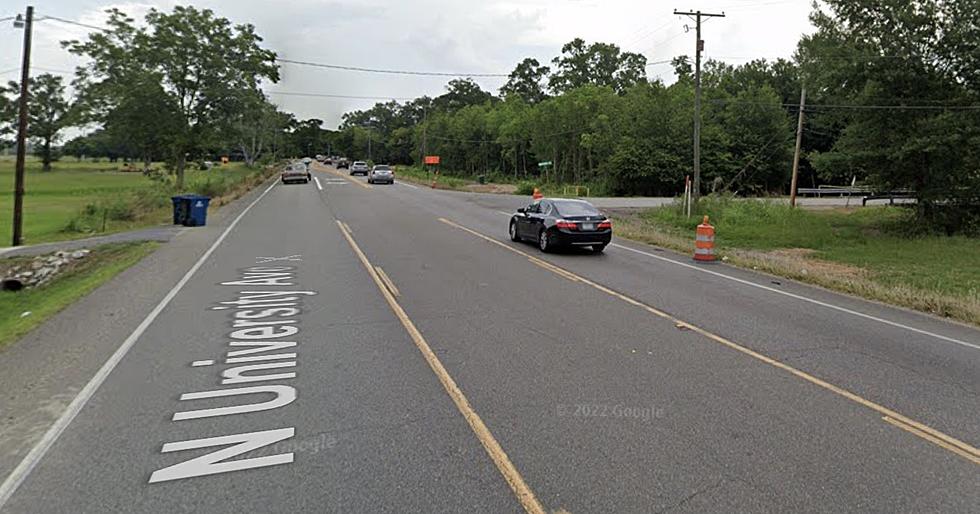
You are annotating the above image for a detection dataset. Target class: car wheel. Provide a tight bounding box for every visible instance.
[509,221,520,242]
[538,228,551,252]
[592,244,607,254]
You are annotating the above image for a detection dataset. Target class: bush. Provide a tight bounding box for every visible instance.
[515,181,537,195]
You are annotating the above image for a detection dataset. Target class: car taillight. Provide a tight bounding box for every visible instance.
[598,220,612,229]
[555,220,577,230]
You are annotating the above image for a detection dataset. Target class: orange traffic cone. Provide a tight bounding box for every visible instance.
[532,187,543,200]
[694,215,716,262]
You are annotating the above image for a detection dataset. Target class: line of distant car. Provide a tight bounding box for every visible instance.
[290,157,612,254]
[283,156,397,186]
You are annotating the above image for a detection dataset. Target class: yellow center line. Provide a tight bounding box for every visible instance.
[313,163,371,189]
[437,217,980,465]
[374,265,401,297]
[335,220,547,514]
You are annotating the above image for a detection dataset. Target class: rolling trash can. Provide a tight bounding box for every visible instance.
[170,195,211,227]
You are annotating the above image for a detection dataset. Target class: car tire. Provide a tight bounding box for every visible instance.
[538,228,551,252]
[509,221,520,242]
[592,244,607,254]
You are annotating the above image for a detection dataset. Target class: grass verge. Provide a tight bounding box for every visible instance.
[0,242,158,349]
[611,197,980,326]
[0,158,280,245]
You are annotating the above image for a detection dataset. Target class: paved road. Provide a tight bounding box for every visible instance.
[1,163,977,513]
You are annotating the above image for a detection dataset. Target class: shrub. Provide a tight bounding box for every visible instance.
[515,181,537,195]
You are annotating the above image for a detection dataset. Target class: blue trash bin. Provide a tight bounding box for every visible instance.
[184,195,211,227]
[171,196,189,225]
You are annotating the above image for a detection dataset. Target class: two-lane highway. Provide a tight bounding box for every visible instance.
[2,162,978,513]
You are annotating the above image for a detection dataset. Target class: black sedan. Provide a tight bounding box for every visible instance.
[509,198,612,253]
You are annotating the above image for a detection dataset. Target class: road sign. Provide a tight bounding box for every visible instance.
[424,155,440,165]
[538,161,552,167]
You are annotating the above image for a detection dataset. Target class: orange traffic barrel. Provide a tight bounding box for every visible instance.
[694,215,716,262]
[532,187,543,200]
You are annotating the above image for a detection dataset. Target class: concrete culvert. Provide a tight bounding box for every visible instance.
[2,278,25,291]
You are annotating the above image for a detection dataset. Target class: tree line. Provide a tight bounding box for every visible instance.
[1,1,977,232]
[327,0,979,233]
[0,6,323,188]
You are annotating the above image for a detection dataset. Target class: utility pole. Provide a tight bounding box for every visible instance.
[674,8,724,204]
[11,6,34,247]
[789,86,806,208]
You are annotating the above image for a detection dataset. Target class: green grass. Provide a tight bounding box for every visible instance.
[616,196,980,325]
[0,157,277,245]
[395,166,472,190]
[0,242,157,348]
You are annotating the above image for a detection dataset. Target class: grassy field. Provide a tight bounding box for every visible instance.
[0,158,278,246]
[612,197,980,325]
[0,242,157,348]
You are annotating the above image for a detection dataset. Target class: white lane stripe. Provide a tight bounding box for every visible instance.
[397,181,419,190]
[609,243,980,352]
[314,177,322,190]
[498,211,512,216]
[489,210,978,351]
[0,180,279,508]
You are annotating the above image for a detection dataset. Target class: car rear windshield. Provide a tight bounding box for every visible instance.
[374,165,390,171]
[554,201,600,216]
[353,162,366,166]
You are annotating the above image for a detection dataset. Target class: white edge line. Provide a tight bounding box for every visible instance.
[609,242,979,351]
[0,180,279,507]
[314,176,323,190]
[397,181,418,190]
[490,210,978,351]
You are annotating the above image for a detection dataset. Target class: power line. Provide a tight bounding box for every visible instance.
[267,91,415,101]
[708,99,980,111]
[36,15,108,32]
[276,57,509,78]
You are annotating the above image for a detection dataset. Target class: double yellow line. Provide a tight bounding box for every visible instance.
[335,220,546,514]
[437,217,980,466]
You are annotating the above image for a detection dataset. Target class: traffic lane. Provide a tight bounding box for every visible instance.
[378,182,980,444]
[0,182,276,489]
[326,188,980,513]
[4,179,519,514]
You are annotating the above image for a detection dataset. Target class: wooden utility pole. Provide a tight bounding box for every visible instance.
[674,9,724,203]
[789,86,806,208]
[12,6,33,247]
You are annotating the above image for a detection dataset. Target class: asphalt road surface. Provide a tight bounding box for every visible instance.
[1,162,977,513]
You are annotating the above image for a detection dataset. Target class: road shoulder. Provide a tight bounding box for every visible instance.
[0,177,276,484]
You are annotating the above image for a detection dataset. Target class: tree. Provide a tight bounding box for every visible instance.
[432,78,494,112]
[7,74,74,170]
[799,0,980,233]
[0,82,15,144]
[500,58,551,104]
[65,6,279,189]
[226,91,287,166]
[548,38,647,94]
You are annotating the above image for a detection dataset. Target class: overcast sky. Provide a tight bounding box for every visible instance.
[2,0,817,129]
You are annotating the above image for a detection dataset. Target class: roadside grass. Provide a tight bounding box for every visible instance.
[395,166,472,190]
[393,166,607,197]
[0,242,157,349]
[0,158,279,245]
[611,197,980,326]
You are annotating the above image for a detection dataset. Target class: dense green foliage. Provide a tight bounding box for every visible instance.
[325,1,979,233]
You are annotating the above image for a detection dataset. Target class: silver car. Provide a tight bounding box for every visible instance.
[349,161,370,176]
[281,163,311,184]
[368,165,394,184]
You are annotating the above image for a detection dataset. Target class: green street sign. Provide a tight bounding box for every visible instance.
[538,161,553,167]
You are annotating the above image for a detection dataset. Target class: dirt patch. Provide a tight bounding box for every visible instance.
[748,248,867,280]
[463,183,518,194]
